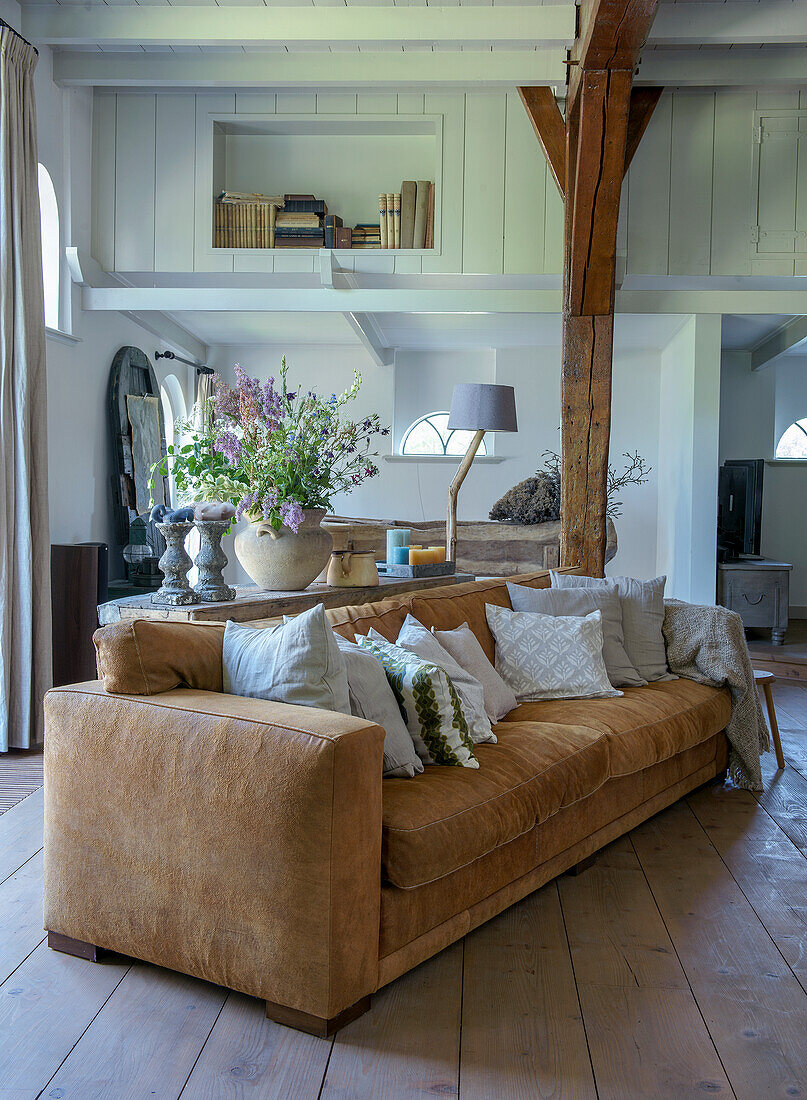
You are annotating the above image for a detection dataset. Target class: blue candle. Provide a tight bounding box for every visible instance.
[385,528,411,562]
[390,545,410,565]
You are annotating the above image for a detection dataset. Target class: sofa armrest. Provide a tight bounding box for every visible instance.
[43,682,384,1019]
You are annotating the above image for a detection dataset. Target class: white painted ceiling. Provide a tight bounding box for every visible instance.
[170,309,691,351]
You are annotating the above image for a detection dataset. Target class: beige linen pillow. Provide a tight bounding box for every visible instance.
[485,605,622,702]
[432,621,518,721]
[223,604,351,713]
[507,580,645,688]
[551,572,672,683]
[335,635,424,778]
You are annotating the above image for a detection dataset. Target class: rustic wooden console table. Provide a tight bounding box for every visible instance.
[98,573,475,628]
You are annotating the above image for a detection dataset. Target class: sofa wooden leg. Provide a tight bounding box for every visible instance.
[47,931,102,962]
[265,995,371,1037]
[567,853,597,876]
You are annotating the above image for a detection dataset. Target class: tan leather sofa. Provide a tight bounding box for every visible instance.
[43,571,730,1036]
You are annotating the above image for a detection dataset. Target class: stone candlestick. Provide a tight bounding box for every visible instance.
[152,521,200,606]
[193,519,236,602]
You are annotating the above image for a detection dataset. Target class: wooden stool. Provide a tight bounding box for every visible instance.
[754,669,785,770]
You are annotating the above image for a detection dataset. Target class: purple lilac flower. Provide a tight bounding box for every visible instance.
[215,430,243,465]
[278,500,305,533]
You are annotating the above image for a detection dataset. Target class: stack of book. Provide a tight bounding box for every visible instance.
[274,195,328,248]
[378,181,434,249]
[214,191,284,248]
[352,224,382,249]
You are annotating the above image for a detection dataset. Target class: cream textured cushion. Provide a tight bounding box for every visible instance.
[551,572,673,683]
[485,604,622,702]
[507,580,645,688]
[382,616,496,744]
[334,636,423,779]
[431,621,518,722]
[223,604,351,713]
[356,634,479,769]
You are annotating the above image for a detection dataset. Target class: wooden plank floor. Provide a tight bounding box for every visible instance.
[4,686,807,1099]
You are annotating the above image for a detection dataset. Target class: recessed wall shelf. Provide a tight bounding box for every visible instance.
[205,113,442,257]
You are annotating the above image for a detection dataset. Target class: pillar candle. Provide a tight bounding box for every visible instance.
[385,528,411,562]
[429,546,446,563]
[409,548,432,565]
[390,545,410,565]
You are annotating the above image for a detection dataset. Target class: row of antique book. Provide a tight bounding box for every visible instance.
[213,186,434,249]
[377,182,434,249]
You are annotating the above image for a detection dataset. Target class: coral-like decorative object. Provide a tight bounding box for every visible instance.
[194,501,236,522]
[489,472,561,526]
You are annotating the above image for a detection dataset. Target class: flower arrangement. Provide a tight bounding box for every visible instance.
[150,358,388,534]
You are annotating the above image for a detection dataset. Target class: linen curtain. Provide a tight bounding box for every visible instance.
[194,370,214,433]
[0,25,50,750]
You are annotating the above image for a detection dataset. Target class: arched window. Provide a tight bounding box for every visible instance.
[400,411,488,457]
[38,164,59,330]
[776,419,807,459]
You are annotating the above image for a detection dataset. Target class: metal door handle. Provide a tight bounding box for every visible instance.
[743,593,764,605]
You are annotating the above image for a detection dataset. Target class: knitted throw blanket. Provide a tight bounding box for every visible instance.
[662,598,769,790]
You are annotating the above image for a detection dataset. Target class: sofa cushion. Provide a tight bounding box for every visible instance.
[500,679,731,775]
[381,720,609,889]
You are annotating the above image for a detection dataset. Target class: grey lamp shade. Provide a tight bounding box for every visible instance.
[447,383,518,433]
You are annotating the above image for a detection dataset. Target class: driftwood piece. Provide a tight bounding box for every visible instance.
[324,516,617,578]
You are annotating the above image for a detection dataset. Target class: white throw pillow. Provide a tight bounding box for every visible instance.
[356,634,479,769]
[485,604,622,702]
[334,635,423,778]
[432,622,518,722]
[376,616,496,744]
[223,604,351,713]
[507,580,645,688]
[551,572,673,682]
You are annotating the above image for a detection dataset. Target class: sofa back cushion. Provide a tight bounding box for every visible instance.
[94,569,576,696]
[328,569,565,659]
[94,619,225,695]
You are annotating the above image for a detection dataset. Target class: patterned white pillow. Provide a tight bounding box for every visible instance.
[485,605,623,702]
[356,634,479,769]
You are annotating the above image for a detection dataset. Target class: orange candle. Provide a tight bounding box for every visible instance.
[409,548,432,565]
[429,546,446,563]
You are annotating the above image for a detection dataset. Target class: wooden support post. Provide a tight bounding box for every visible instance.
[519,0,660,576]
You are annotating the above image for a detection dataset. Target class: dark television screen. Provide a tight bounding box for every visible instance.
[718,459,763,558]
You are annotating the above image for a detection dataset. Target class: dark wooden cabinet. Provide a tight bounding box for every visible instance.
[51,544,108,686]
[717,558,792,645]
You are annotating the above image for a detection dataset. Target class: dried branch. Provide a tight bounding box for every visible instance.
[539,449,651,519]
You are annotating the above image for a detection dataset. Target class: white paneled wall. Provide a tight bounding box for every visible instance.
[92,87,807,278]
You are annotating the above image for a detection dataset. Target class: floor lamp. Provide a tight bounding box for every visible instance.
[446,383,518,564]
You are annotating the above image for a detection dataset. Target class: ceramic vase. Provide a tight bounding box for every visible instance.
[234,507,333,592]
[193,520,236,602]
[152,522,200,605]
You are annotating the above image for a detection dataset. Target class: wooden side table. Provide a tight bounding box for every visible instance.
[717,558,792,645]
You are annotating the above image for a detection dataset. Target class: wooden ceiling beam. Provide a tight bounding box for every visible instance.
[568,0,659,112]
[518,87,566,200]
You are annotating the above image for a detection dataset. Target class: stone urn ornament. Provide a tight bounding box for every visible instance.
[152,521,200,605]
[193,501,237,602]
[234,507,333,592]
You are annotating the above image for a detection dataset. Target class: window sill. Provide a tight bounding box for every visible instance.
[383,455,505,464]
[766,459,807,466]
[46,327,81,346]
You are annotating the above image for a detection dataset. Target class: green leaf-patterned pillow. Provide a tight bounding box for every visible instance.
[355,635,478,769]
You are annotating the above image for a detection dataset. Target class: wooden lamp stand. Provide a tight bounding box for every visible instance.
[444,384,518,563]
